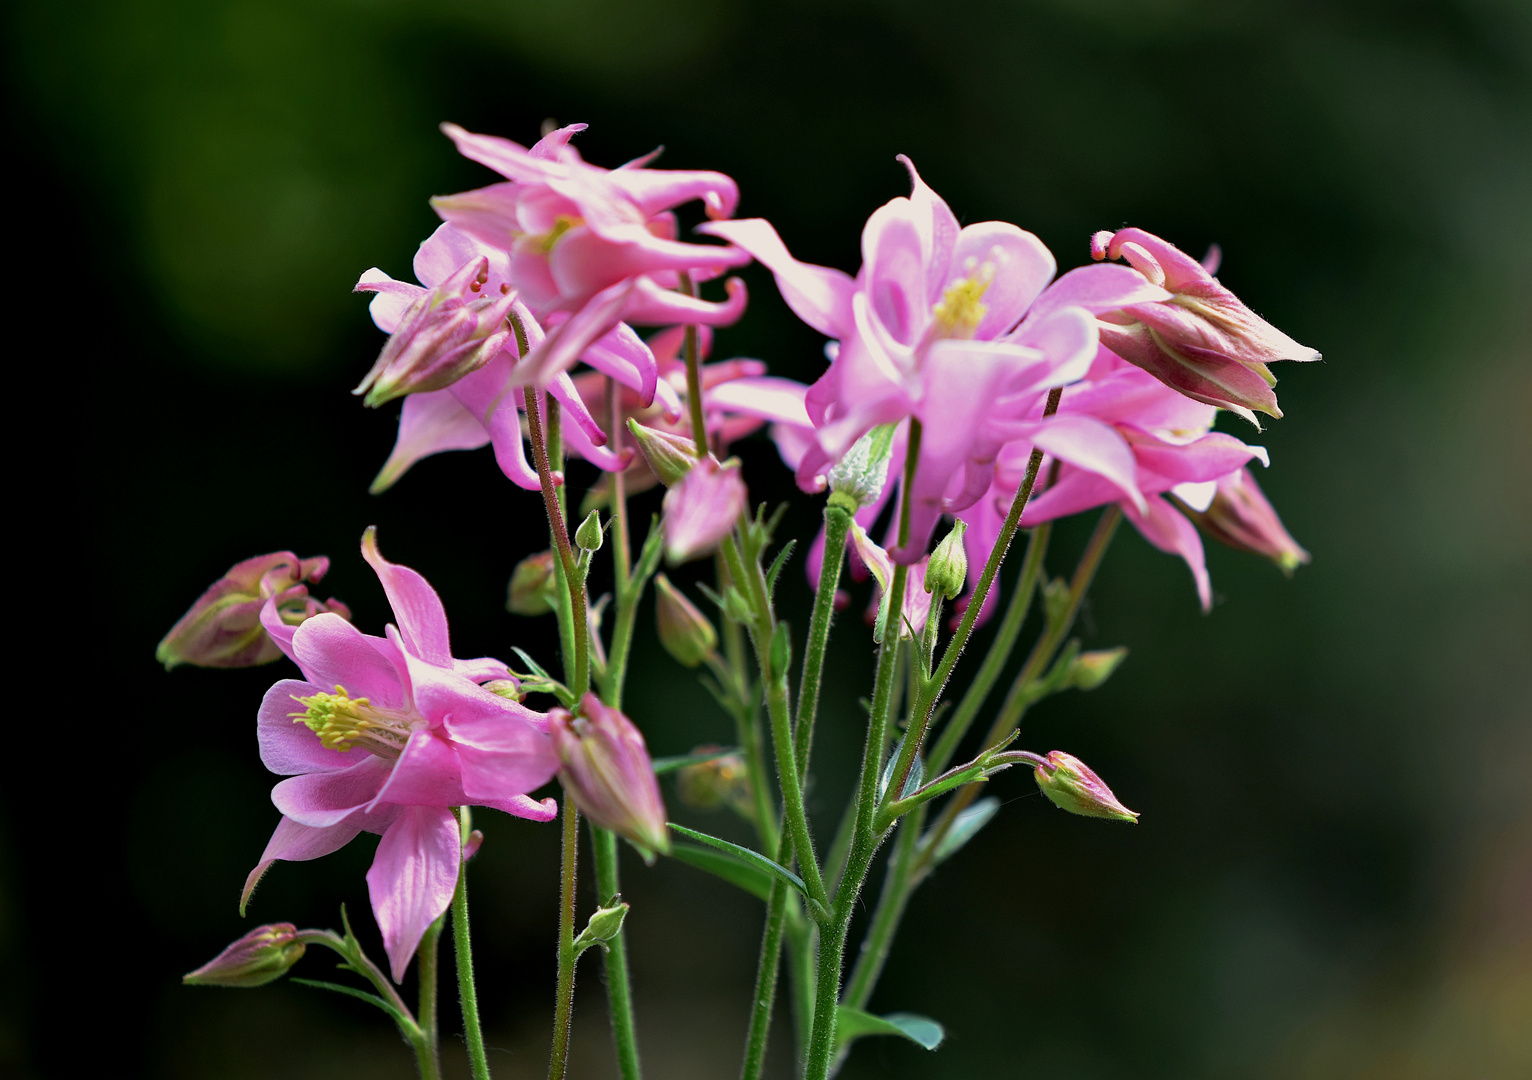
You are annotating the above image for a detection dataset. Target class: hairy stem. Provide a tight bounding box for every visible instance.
[525,389,590,698]
[547,801,580,1080]
[591,825,641,1080]
[677,272,709,457]
[452,809,492,1080]
[417,914,445,1079]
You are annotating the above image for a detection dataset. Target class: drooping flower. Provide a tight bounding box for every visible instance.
[1090,227,1320,424]
[1174,467,1310,573]
[662,456,749,564]
[703,159,1168,560]
[157,553,349,670]
[431,122,751,386]
[244,528,559,982]
[653,573,718,668]
[549,693,670,858]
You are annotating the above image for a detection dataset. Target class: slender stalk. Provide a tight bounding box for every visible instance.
[590,825,641,1080]
[677,272,709,457]
[417,914,445,1079]
[883,389,1061,806]
[452,809,492,1080]
[526,389,590,698]
[841,812,918,1010]
[714,551,779,852]
[740,502,852,1080]
[547,800,580,1080]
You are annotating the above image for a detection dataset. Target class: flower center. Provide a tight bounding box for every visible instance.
[290,685,414,756]
[930,257,996,339]
[540,216,579,252]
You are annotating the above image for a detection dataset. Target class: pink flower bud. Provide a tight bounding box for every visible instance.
[1179,468,1310,574]
[1033,750,1138,823]
[506,550,557,615]
[182,923,306,988]
[653,573,718,667]
[626,419,702,488]
[550,694,670,858]
[157,553,348,670]
[662,456,747,564]
[1093,228,1320,424]
[353,255,519,407]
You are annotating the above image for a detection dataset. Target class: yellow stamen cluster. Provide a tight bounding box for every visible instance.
[540,216,578,252]
[930,258,996,339]
[290,685,409,755]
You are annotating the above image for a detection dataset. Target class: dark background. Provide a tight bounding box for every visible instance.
[5,1,1529,1077]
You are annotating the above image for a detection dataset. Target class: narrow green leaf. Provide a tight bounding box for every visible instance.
[668,842,772,901]
[667,824,811,902]
[834,1005,945,1051]
[931,796,1001,864]
[510,647,553,681]
[652,746,741,775]
[292,978,412,1029]
[764,539,797,597]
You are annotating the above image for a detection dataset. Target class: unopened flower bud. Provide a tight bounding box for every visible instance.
[663,457,747,564]
[353,256,518,407]
[572,900,630,954]
[550,694,671,859]
[1042,577,1071,629]
[676,749,751,813]
[1067,648,1128,691]
[627,419,701,487]
[507,551,556,615]
[482,678,523,701]
[826,423,897,511]
[1178,468,1310,575]
[1033,751,1138,823]
[654,574,717,667]
[575,510,605,554]
[157,552,347,669]
[182,923,306,988]
[924,521,968,600]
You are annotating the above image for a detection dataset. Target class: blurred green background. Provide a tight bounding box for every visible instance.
[5,0,1529,1077]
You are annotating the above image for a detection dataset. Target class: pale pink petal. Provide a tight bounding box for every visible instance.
[948,222,1056,338]
[371,390,491,495]
[258,679,359,775]
[1127,430,1267,486]
[446,361,542,491]
[1005,306,1099,389]
[706,376,811,427]
[369,728,467,808]
[494,794,559,821]
[1023,263,1172,324]
[368,805,462,982]
[992,415,1144,513]
[356,270,423,334]
[361,529,453,667]
[1124,494,1212,610]
[860,201,930,346]
[581,322,658,405]
[413,222,512,292]
[242,814,370,914]
[454,656,513,682]
[440,123,561,183]
[618,276,748,328]
[697,219,855,338]
[258,596,301,665]
[549,226,750,300]
[271,756,394,827]
[602,167,740,219]
[291,613,408,706]
[896,156,960,303]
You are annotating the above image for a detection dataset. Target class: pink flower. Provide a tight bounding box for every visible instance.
[847,522,933,641]
[431,122,750,386]
[662,456,748,564]
[244,528,558,982]
[358,224,640,492]
[1176,467,1310,573]
[703,159,1167,560]
[157,553,349,670]
[549,693,670,858]
[1091,227,1320,424]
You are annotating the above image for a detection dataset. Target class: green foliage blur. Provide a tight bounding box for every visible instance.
[5,0,1528,1078]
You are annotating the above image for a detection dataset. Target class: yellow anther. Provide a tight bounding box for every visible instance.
[930,262,996,339]
[540,216,578,252]
[290,685,408,756]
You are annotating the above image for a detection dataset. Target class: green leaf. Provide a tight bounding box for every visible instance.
[651,746,741,775]
[667,824,812,904]
[292,978,413,1030]
[668,842,772,901]
[931,796,1001,864]
[834,1006,945,1051]
[764,539,797,597]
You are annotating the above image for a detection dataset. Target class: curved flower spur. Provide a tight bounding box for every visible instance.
[244,527,559,981]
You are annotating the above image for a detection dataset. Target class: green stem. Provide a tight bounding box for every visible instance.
[452,809,492,1080]
[547,800,580,1080]
[526,389,589,699]
[591,825,641,1080]
[714,552,779,852]
[841,810,919,1011]
[740,502,852,1080]
[418,914,445,1079]
[677,272,709,457]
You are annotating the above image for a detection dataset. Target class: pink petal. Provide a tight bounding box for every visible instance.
[371,389,491,495]
[948,221,1055,339]
[446,360,542,491]
[581,322,658,406]
[369,728,466,808]
[356,270,423,334]
[413,222,512,292]
[290,613,408,707]
[440,123,560,183]
[1024,263,1172,324]
[618,275,749,328]
[1005,307,1099,389]
[896,156,960,304]
[361,529,453,667]
[368,805,462,982]
[495,794,559,821]
[602,167,740,220]
[258,679,359,775]
[242,814,370,914]
[860,201,930,346]
[271,756,394,827]
[1124,494,1212,610]
[697,219,855,338]
[706,376,811,427]
[994,414,1144,513]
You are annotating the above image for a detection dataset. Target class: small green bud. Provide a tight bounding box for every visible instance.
[1068,647,1128,691]
[769,621,792,683]
[183,924,307,988]
[721,585,755,625]
[1042,577,1071,628]
[483,678,523,701]
[654,573,717,667]
[575,510,604,554]
[572,899,630,954]
[826,423,897,508]
[923,521,968,600]
[507,551,556,615]
[1033,751,1138,823]
[627,419,700,487]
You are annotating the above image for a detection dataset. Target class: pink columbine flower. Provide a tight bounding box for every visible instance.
[847,522,933,641]
[1175,467,1310,573]
[358,224,640,492]
[157,553,349,670]
[662,456,748,564]
[703,159,1168,561]
[1091,227,1320,424]
[549,693,670,858]
[244,528,558,982]
[431,122,750,386]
